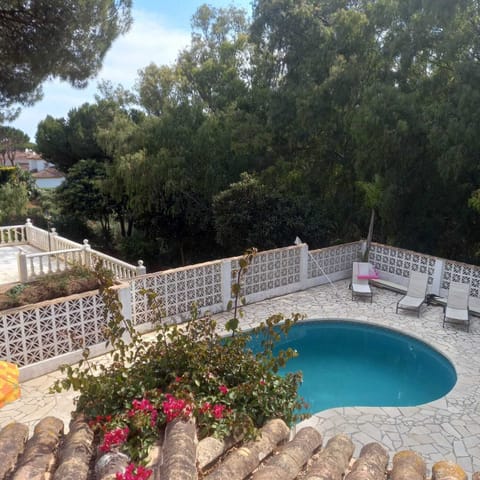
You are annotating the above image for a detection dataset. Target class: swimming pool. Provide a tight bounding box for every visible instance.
[249,320,457,413]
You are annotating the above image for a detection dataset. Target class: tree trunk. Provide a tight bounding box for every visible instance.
[364,208,375,261]
[0,422,29,479]
[127,217,133,237]
[179,241,185,266]
[390,450,426,480]
[345,442,389,480]
[119,214,126,237]
[251,426,322,480]
[431,461,467,480]
[53,414,94,480]
[160,418,197,480]
[204,419,290,480]
[305,433,354,480]
[12,416,64,480]
[7,149,15,166]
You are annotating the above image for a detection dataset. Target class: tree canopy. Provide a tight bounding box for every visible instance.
[0,126,29,165]
[0,0,132,122]
[37,0,480,267]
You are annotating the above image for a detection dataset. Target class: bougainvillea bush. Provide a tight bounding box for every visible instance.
[52,258,307,469]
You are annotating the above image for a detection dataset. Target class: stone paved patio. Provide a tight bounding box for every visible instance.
[0,245,43,287]
[1,280,480,474]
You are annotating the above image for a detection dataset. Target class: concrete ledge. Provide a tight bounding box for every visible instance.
[370,279,407,294]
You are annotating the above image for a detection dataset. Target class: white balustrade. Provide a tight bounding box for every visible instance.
[14,219,141,281]
[87,247,140,280]
[0,225,27,245]
[18,248,86,282]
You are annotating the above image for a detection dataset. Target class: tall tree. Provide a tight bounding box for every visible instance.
[0,167,31,224]
[36,102,115,171]
[55,159,115,241]
[0,126,29,165]
[0,0,132,121]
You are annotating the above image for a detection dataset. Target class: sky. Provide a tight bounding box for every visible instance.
[8,0,252,142]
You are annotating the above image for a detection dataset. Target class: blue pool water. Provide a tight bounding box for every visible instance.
[249,320,456,413]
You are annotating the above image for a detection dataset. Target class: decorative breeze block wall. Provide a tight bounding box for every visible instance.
[308,243,362,281]
[0,292,107,367]
[231,246,302,299]
[131,261,223,325]
[442,261,480,298]
[368,243,437,288]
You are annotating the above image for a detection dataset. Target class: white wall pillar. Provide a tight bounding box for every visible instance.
[221,259,232,310]
[431,258,444,296]
[299,243,309,289]
[17,251,27,282]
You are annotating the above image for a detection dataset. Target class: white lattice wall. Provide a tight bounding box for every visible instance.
[442,261,480,298]
[368,243,438,292]
[231,245,304,304]
[1,292,107,368]
[308,243,362,284]
[131,261,224,326]
[366,243,480,297]
[11,240,480,381]
[369,242,436,275]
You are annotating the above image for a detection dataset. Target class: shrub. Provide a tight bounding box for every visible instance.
[0,264,101,310]
[52,252,307,463]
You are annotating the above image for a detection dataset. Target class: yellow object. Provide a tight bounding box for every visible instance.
[0,361,20,408]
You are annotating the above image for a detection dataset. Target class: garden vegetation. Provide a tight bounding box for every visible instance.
[52,255,307,474]
[25,0,480,269]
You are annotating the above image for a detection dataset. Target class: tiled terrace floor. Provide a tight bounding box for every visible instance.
[1,280,480,474]
[0,245,43,287]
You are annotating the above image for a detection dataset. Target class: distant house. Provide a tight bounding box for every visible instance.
[12,149,47,172]
[9,149,65,189]
[32,167,65,189]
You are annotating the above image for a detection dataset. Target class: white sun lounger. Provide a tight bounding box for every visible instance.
[351,262,373,303]
[396,271,429,317]
[443,282,470,332]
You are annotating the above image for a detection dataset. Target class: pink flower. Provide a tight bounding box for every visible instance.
[175,376,182,383]
[127,398,158,427]
[259,379,266,385]
[212,404,226,419]
[218,385,229,395]
[162,394,192,422]
[100,426,130,452]
[200,402,211,413]
[116,462,152,480]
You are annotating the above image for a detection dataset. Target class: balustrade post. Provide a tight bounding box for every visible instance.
[24,218,33,243]
[82,239,92,268]
[50,227,58,251]
[17,251,28,283]
[136,260,146,276]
